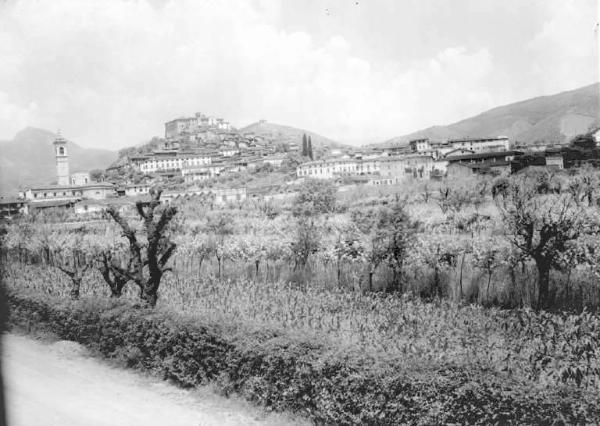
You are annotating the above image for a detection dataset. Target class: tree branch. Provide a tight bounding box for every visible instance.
[135,202,147,220]
[159,242,177,269]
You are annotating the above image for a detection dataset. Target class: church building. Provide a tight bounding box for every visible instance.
[23,132,115,204]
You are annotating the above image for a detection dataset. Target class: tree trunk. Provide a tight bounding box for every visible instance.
[535,259,551,310]
[141,276,160,307]
[433,265,441,298]
[70,277,82,300]
[565,270,571,307]
[198,256,204,276]
[110,287,122,298]
[458,251,466,299]
[141,288,158,307]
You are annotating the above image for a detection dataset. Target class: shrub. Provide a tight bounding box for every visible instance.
[7,290,600,425]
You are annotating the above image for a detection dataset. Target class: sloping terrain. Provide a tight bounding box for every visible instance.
[381,83,599,146]
[240,120,346,149]
[0,128,117,195]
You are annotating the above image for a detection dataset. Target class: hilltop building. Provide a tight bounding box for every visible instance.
[165,112,231,139]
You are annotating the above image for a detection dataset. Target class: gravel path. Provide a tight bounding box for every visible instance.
[2,333,307,426]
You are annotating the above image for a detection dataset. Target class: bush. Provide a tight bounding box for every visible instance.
[7,289,600,425]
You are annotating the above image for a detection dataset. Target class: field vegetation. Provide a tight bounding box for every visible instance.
[3,167,600,423]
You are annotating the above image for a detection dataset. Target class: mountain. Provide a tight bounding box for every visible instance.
[381,83,600,147]
[239,120,346,149]
[0,127,117,195]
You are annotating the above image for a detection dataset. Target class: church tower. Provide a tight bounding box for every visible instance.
[53,131,69,186]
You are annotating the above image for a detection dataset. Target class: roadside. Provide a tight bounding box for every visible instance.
[2,333,308,426]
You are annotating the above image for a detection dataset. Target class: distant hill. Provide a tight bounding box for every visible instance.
[240,121,346,149]
[380,83,600,147]
[0,127,117,195]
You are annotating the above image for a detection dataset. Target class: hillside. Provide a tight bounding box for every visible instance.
[381,83,600,146]
[0,127,117,195]
[240,120,346,149]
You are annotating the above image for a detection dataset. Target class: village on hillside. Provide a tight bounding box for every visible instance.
[0,109,599,219]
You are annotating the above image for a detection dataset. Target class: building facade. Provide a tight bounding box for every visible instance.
[137,152,212,174]
[24,183,115,201]
[296,158,380,179]
[408,136,510,160]
[379,155,436,181]
[70,172,91,186]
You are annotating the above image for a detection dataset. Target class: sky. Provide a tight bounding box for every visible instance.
[0,0,598,149]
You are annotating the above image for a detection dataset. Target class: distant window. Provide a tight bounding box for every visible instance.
[58,147,65,155]
[34,193,38,198]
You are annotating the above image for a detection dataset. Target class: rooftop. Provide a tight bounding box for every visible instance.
[0,197,26,205]
[445,150,522,162]
[29,199,77,208]
[26,183,115,191]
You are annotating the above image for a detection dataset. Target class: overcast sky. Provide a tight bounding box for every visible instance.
[0,0,598,149]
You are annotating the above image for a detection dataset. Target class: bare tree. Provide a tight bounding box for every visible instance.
[96,251,132,298]
[43,231,94,300]
[437,185,471,215]
[496,176,589,309]
[53,249,92,300]
[106,188,178,307]
[568,164,599,207]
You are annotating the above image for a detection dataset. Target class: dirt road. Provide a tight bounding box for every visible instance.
[2,333,307,426]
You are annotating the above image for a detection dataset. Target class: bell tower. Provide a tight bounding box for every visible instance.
[53,130,70,186]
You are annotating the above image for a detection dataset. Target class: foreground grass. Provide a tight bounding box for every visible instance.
[5,263,600,424]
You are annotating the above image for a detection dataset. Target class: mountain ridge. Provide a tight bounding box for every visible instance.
[379,83,600,147]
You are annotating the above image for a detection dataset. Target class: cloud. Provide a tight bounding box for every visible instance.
[526,0,598,92]
[0,0,589,148]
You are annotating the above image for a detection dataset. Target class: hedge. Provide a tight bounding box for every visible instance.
[7,290,600,425]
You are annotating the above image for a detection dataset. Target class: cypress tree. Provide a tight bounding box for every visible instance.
[302,134,308,156]
[308,136,313,160]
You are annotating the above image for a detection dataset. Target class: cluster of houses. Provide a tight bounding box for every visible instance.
[110,113,292,183]
[0,132,251,219]
[296,136,566,184]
